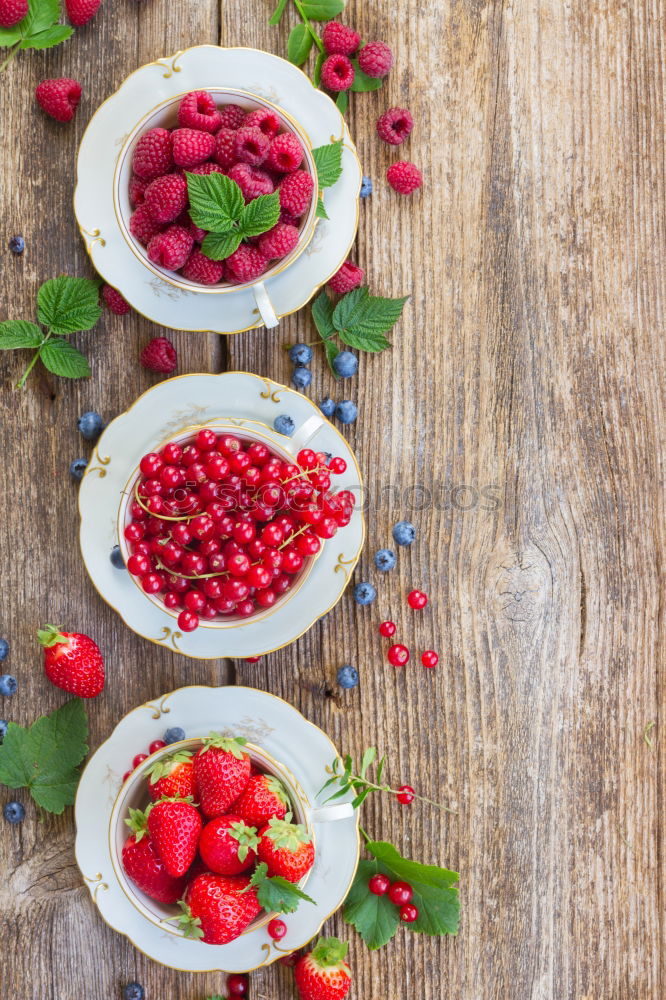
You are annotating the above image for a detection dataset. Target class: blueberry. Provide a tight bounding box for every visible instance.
[110,545,125,570]
[0,675,17,696]
[123,985,145,1000]
[70,458,87,481]
[332,351,358,379]
[0,720,7,742]
[392,520,416,546]
[335,400,358,424]
[337,664,359,689]
[0,638,8,661]
[164,726,186,744]
[319,397,335,418]
[77,410,104,441]
[8,235,25,254]
[274,414,295,437]
[374,548,397,571]
[354,582,377,605]
[292,366,312,390]
[360,176,373,198]
[3,801,25,824]
[289,343,313,365]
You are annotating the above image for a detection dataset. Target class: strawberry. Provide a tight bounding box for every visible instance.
[65,0,101,26]
[147,751,196,801]
[121,814,187,903]
[193,735,251,819]
[294,937,352,1000]
[175,873,261,944]
[257,814,315,883]
[199,814,259,875]
[235,773,289,828]
[146,798,202,877]
[37,624,104,698]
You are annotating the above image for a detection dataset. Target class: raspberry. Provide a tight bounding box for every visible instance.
[189,162,226,175]
[258,222,299,260]
[322,21,360,56]
[35,78,81,123]
[218,104,245,129]
[244,109,281,138]
[376,107,414,145]
[177,90,222,134]
[0,0,27,26]
[234,125,271,166]
[181,248,225,285]
[266,133,303,173]
[129,204,164,245]
[172,128,216,168]
[65,0,100,26]
[320,54,355,92]
[280,209,301,227]
[102,284,131,315]
[177,212,206,242]
[279,170,315,217]
[328,259,364,294]
[226,245,269,283]
[140,337,177,374]
[132,128,173,180]
[358,41,393,78]
[227,163,274,201]
[144,173,188,224]
[213,127,237,168]
[387,160,422,195]
[129,174,148,206]
[147,225,193,270]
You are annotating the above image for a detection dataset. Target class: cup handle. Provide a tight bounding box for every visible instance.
[287,414,326,453]
[310,802,356,823]
[253,281,279,329]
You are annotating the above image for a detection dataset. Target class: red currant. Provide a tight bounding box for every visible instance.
[206,455,230,481]
[279,952,299,967]
[261,522,284,546]
[296,531,321,556]
[227,974,248,996]
[127,553,151,576]
[236,599,255,617]
[247,564,272,589]
[387,644,410,667]
[223,578,250,603]
[124,522,145,543]
[267,917,287,940]
[379,620,397,637]
[248,442,270,465]
[272,573,291,595]
[145,495,164,515]
[310,471,331,492]
[368,874,391,895]
[162,441,182,465]
[315,517,338,539]
[388,881,413,906]
[171,523,192,546]
[200,602,218,620]
[218,434,241,455]
[421,650,439,668]
[255,587,277,608]
[184,589,206,612]
[297,448,317,469]
[132,753,148,768]
[142,572,164,594]
[163,591,181,609]
[399,903,419,923]
[122,770,133,783]
[329,456,347,475]
[203,578,224,600]
[396,784,415,805]
[186,462,208,484]
[282,550,303,574]
[177,610,199,632]
[245,656,261,663]
[181,444,201,466]
[140,453,164,477]
[195,428,217,451]
[160,464,183,489]
[227,552,250,577]
[181,552,206,576]
[149,740,166,754]
[233,520,256,545]
[407,589,428,609]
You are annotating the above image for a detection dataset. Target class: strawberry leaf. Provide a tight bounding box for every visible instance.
[287,22,314,66]
[20,23,72,49]
[343,859,400,949]
[299,0,345,20]
[37,276,101,335]
[247,862,316,914]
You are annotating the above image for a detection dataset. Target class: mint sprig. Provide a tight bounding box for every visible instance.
[185,173,280,261]
[0,275,101,388]
[309,287,409,376]
[0,0,74,73]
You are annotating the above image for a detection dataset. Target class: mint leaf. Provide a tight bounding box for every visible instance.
[288,22,314,66]
[350,60,383,92]
[333,287,408,351]
[344,859,400,949]
[336,90,349,114]
[186,172,244,233]
[40,338,91,379]
[315,196,329,220]
[0,321,43,349]
[37,276,101,335]
[367,841,460,936]
[20,23,72,48]
[300,0,345,19]
[247,862,315,914]
[201,230,242,261]
[0,699,89,815]
[268,0,288,24]
[238,192,280,238]
[21,0,59,36]
[313,138,343,189]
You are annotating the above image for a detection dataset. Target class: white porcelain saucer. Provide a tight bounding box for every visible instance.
[74,46,362,334]
[77,372,365,659]
[74,685,360,973]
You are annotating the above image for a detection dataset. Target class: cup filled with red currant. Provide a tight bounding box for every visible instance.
[117,423,354,633]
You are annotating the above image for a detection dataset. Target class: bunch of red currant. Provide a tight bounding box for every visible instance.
[368,874,419,923]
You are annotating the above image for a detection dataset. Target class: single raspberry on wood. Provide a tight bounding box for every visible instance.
[35,78,82,123]
[227,163,274,201]
[376,107,414,145]
[140,337,177,374]
[102,285,131,315]
[244,109,281,138]
[226,245,269,283]
[0,0,27,26]
[266,133,303,173]
[129,204,164,246]
[172,128,216,168]
[328,259,364,294]
[321,54,355,92]
[132,128,173,180]
[65,0,100,26]
[234,126,271,166]
[279,170,315,217]
[147,225,193,270]
[129,175,148,206]
[387,160,423,194]
[358,40,393,78]
[258,222,299,260]
[178,90,222,134]
[181,248,225,285]
[213,127,237,168]
[322,20,360,56]
[144,173,188,224]
[218,104,245,129]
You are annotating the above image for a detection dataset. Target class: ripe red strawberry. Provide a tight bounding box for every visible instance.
[140,336,177,374]
[294,937,352,1000]
[146,798,202,877]
[235,774,289,828]
[37,624,104,698]
[193,735,251,818]
[35,78,82,123]
[65,0,101,26]
[176,873,261,944]
[199,814,259,875]
[122,823,187,903]
[0,0,27,27]
[257,815,315,883]
[147,751,196,801]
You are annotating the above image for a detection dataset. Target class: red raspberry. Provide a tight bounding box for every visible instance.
[234,126,270,166]
[213,127,237,168]
[102,284,131,315]
[140,337,177,374]
[144,173,188,224]
[172,128,216,168]
[280,209,301,227]
[257,222,299,260]
[181,248,225,285]
[227,163,274,201]
[226,245,269,283]
[387,161,423,195]
[35,78,81,123]
[377,107,414,145]
[189,162,226,175]
[279,170,315,217]
[65,0,100,26]
[129,204,164,245]
[178,90,222,134]
[147,225,193,270]
[132,128,173,180]
[177,212,206,242]
[358,41,393,78]
[320,54,355,92]
[0,0,27,25]
[328,259,364,294]
[218,104,245,129]
[129,174,148,206]
[244,109,281,138]
[322,21,360,56]
[266,133,303,173]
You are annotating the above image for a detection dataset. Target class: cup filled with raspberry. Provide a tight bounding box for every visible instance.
[117,424,355,633]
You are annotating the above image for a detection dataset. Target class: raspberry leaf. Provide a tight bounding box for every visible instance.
[0,25,23,45]
[186,172,244,233]
[343,858,400,949]
[20,24,73,49]
[312,138,343,189]
[349,61,384,92]
[333,287,409,351]
[299,0,345,20]
[238,192,281,238]
[0,321,44,349]
[21,0,60,37]
[37,276,102,335]
[287,22,314,66]
[315,196,329,220]
[201,230,242,261]
[40,338,91,379]
[246,862,316,914]
[311,291,340,374]
[313,51,325,87]
[336,91,349,114]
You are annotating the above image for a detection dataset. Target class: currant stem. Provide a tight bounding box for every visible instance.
[292,0,325,52]
[352,775,457,814]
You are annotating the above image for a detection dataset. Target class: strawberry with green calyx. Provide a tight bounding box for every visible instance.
[193,735,251,818]
[37,624,104,698]
[235,773,290,827]
[146,797,202,877]
[173,872,261,944]
[147,751,196,801]
[122,811,187,904]
[242,861,315,914]
[199,814,260,875]
[257,813,315,883]
[294,937,352,1000]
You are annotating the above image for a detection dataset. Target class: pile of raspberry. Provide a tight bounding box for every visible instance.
[124,428,354,632]
[319,22,393,92]
[128,91,316,286]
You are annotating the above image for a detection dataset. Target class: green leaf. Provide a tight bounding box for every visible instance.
[288,22,314,66]
[312,138,343,189]
[40,338,91,379]
[37,276,101,335]
[20,23,72,49]
[367,841,460,936]
[312,290,336,340]
[0,321,43,349]
[238,192,280,238]
[332,286,408,351]
[313,51,325,87]
[321,337,340,374]
[350,60,384,92]
[0,699,88,815]
[268,0,289,24]
[315,196,329,220]
[201,230,242,261]
[21,0,60,37]
[360,747,377,779]
[247,863,316,914]
[344,859,400,949]
[336,90,349,114]
[0,24,23,45]
[299,0,345,20]
[186,172,244,233]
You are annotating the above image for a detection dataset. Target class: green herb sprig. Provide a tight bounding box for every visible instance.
[185,172,281,261]
[0,0,75,74]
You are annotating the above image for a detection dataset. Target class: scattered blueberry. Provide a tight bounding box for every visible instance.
[335,400,358,424]
[110,545,125,570]
[337,664,359,689]
[164,726,186,744]
[319,397,335,418]
[8,235,25,255]
[3,801,25,824]
[360,176,373,198]
[354,582,377,605]
[0,720,7,743]
[123,984,145,1000]
[0,638,8,661]
[0,675,17,697]
[392,520,416,546]
[70,458,87,481]
[332,351,358,379]
[289,343,313,365]
[274,414,295,437]
[292,366,312,390]
[375,548,397,571]
[77,410,104,441]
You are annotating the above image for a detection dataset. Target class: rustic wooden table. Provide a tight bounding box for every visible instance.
[1,1,664,998]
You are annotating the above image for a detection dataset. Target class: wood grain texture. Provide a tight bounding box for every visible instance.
[1,1,665,998]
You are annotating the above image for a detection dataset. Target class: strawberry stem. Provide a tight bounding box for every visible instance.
[0,43,21,75]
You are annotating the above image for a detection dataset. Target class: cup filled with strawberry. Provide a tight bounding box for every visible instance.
[118,423,354,633]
